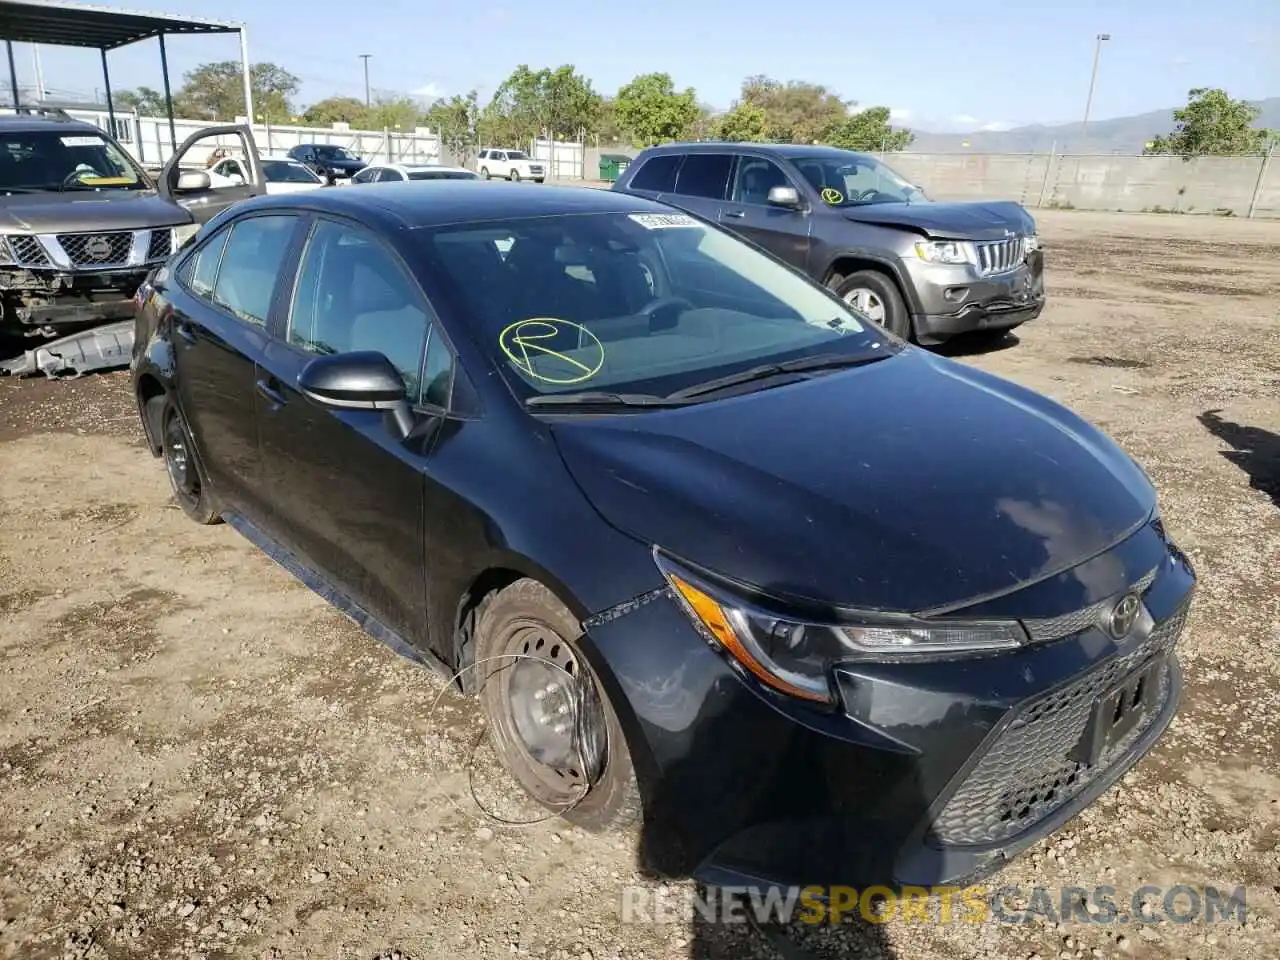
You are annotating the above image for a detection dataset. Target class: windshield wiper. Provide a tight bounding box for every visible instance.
[526,391,691,409]
[667,351,889,401]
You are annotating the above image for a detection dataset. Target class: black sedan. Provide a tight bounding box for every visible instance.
[130,181,1195,889]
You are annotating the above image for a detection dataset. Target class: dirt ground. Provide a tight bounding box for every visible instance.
[1,209,1278,960]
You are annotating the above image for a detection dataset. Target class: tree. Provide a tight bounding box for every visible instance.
[825,106,914,152]
[542,65,601,141]
[175,61,300,122]
[427,91,481,162]
[1144,88,1275,156]
[482,64,600,147]
[301,96,371,127]
[613,72,699,147]
[368,95,423,132]
[114,86,167,116]
[712,103,769,142]
[739,75,847,144]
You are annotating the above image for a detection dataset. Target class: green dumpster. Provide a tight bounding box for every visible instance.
[598,153,632,183]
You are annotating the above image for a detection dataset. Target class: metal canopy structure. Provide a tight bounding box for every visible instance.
[1,0,254,154]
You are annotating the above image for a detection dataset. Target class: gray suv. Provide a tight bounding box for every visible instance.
[612,143,1045,344]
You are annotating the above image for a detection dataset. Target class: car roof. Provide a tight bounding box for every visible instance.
[237,180,665,229]
[0,114,108,135]
[636,141,868,160]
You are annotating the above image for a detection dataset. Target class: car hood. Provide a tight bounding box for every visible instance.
[0,191,191,233]
[551,350,1156,614]
[841,200,1036,241]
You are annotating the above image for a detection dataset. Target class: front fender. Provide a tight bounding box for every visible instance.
[818,244,922,314]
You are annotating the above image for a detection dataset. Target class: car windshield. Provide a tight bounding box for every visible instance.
[790,152,928,207]
[420,211,899,402]
[264,159,321,182]
[505,151,528,160]
[0,129,146,193]
[315,146,358,160]
[408,169,477,180]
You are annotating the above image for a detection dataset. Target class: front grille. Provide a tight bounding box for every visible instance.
[56,231,133,267]
[7,235,49,267]
[930,600,1190,847]
[146,229,173,261]
[1023,567,1158,643]
[975,237,1025,275]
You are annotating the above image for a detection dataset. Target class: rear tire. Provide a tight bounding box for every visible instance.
[480,167,491,180]
[161,402,221,525]
[475,579,640,833]
[829,269,911,340]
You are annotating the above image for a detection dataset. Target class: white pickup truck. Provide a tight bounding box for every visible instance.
[475,148,545,183]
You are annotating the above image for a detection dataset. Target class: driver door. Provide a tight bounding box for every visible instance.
[159,125,266,245]
[718,155,813,271]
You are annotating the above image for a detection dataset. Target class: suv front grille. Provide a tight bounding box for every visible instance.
[7,235,50,267]
[56,231,134,267]
[975,237,1025,275]
[146,229,173,261]
[930,599,1190,847]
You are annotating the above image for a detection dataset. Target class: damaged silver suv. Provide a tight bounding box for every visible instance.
[0,109,264,345]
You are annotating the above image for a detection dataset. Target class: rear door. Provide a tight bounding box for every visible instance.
[660,152,734,224]
[166,211,304,525]
[720,154,813,269]
[159,125,266,247]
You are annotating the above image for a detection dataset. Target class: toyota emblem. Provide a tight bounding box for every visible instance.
[84,236,113,261]
[1105,593,1142,640]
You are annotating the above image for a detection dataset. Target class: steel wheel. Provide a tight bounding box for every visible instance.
[487,620,607,808]
[843,286,886,324]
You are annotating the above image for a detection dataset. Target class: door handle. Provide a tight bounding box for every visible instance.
[722,209,745,219]
[174,320,197,344]
[255,378,288,407]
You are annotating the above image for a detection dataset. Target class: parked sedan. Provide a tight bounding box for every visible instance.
[347,163,479,185]
[209,156,326,194]
[130,181,1195,890]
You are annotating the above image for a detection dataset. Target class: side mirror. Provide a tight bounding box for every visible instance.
[176,170,212,192]
[298,351,416,438]
[767,185,803,208]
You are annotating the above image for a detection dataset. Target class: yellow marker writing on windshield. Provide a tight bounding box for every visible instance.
[499,318,605,385]
[821,187,844,205]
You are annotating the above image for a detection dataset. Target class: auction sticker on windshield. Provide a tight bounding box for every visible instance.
[60,136,105,147]
[629,213,699,230]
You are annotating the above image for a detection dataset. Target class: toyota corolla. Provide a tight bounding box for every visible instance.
[130,181,1195,889]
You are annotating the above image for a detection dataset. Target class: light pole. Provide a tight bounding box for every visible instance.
[359,54,372,107]
[1081,32,1111,142]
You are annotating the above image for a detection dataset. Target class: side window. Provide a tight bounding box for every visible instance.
[288,220,430,399]
[225,159,245,180]
[628,154,681,192]
[672,153,733,200]
[731,157,792,206]
[179,226,231,300]
[211,215,297,326]
[421,324,456,409]
[351,168,376,184]
[378,168,404,182]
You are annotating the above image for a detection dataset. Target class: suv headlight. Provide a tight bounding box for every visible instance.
[914,239,975,265]
[1024,234,1041,253]
[655,550,1027,705]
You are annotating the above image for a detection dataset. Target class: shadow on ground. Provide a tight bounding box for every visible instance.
[931,330,1021,358]
[1199,409,1280,507]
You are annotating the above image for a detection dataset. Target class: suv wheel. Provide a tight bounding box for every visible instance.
[474,579,640,833]
[829,270,911,340]
[480,167,491,180]
[509,169,521,182]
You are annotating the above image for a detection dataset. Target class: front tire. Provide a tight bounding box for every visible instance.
[162,402,221,525]
[829,269,911,340]
[480,167,491,180]
[475,579,640,833]
[509,169,520,182]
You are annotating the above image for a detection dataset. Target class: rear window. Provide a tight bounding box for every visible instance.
[627,154,680,192]
[673,153,733,200]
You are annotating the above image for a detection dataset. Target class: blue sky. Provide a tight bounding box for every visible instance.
[14,0,1280,131]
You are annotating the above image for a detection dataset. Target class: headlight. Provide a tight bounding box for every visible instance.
[655,550,1026,704]
[0,236,14,266]
[1024,234,1040,253]
[914,239,975,265]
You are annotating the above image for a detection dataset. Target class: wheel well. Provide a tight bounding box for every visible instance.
[824,256,898,289]
[452,567,525,695]
[136,375,166,455]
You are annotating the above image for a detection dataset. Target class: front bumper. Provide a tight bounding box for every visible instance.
[585,517,1194,889]
[904,251,1047,345]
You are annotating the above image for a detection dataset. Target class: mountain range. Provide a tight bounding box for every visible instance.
[903,98,1280,154]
